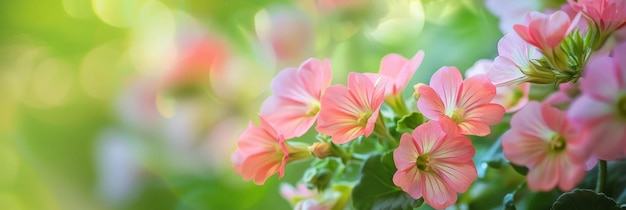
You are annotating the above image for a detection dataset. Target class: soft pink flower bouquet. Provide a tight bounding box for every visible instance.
[232,0,626,209]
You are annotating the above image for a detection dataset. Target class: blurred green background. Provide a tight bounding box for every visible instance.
[0,0,505,209]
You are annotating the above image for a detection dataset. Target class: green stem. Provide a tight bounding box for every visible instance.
[373,112,398,148]
[386,94,409,117]
[596,160,607,193]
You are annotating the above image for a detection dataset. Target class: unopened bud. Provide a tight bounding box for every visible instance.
[309,142,333,159]
[413,83,426,100]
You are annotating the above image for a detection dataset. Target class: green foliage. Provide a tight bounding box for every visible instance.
[352,152,424,210]
[395,112,424,133]
[551,189,620,210]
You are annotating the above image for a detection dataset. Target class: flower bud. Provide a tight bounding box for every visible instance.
[309,142,333,159]
[412,83,426,100]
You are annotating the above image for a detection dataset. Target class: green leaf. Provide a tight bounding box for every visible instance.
[352,152,424,210]
[577,160,626,205]
[551,189,620,210]
[395,112,423,133]
[510,163,529,176]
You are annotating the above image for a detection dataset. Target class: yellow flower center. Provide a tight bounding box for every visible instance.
[356,112,372,128]
[306,101,321,117]
[616,94,626,120]
[548,134,566,152]
[416,154,433,172]
[450,108,464,124]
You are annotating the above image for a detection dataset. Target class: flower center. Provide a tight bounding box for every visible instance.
[416,154,433,172]
[356,112,372,128]
[548,134,566,152]
[616,94,626,120]
[450,108,464,124]
[306,101,321,117]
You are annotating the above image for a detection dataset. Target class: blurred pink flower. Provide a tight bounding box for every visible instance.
[417,66,505,136]
[502,101,587,191]
[280,183,338,210]
[256,6,314,65]
[163,36,229,93]
[513,11,578,53]
[393,121,477,209]
[316,73,389,144]
[467,59,530,113]
[232,117,310,185]
[568,0,626,34]
[261,58,332,138]
[544,81,580,106]
[485,0,541,33]
[316,0,370,13]
[487,32,541,86]
[568,42,626,160]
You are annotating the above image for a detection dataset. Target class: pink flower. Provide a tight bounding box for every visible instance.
[260,58,332,138]
[485,0,541,33]
[280,183,339,210]
[256,5,314,65]
[467,59,530,113]
[232,117,310,185]
[513,11,579,53]
[567,42,626,160]
[502,101,587,191]
[393,121,477,209]
[365,50,425,97]
[316,73,389,144]
[487,32,542,86]
[417,66,505,136]
[568,0,626,34]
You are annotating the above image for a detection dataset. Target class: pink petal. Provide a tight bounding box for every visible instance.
[502,130,549,168]
[526,155,559,191]
[430,66,463,110]
[394,133,419,171]
[587,119,626,160]
[540,103,567,134]
[556,154,585,191]
[458,75,497,110]
[413,121,446,154]
[430,135,475,163]
[422,173,457,209]
[417,85,446,121]
[544,11,571,48]
[433,161,477,193]
[393,167,424,199]
[261,95,316,138]
[581,56,620,103]
[458,120,492,136]
[465,59,493,77]
[509,102,552,139]
[464,104,506,125]
[612,42,626,88]
[513,24,536,47]
[568,95,613,129]
[487,56,527,86]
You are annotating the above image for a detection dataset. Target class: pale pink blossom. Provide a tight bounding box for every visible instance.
[485,0,541,33]
[261,58,332,138]
[365,50,424,97]
[256,5,314,65]
[568,0,626,34]
[316,73,389,144]
[466,59,530,112]
[544,81,580,106]
[232,117,310,185]
[568,42,626,160]
[417,66,505,136]
[502,101,587,191]
[393,121,477,209]
[513,11,579,53]
[487,32,541,86]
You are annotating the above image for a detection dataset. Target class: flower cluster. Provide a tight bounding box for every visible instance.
[232,0,626,209]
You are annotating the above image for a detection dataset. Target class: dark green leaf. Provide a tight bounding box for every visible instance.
[551,189,620,210]
[510,163,528,176]
[352,152,424,210]
[395,112,423,133]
